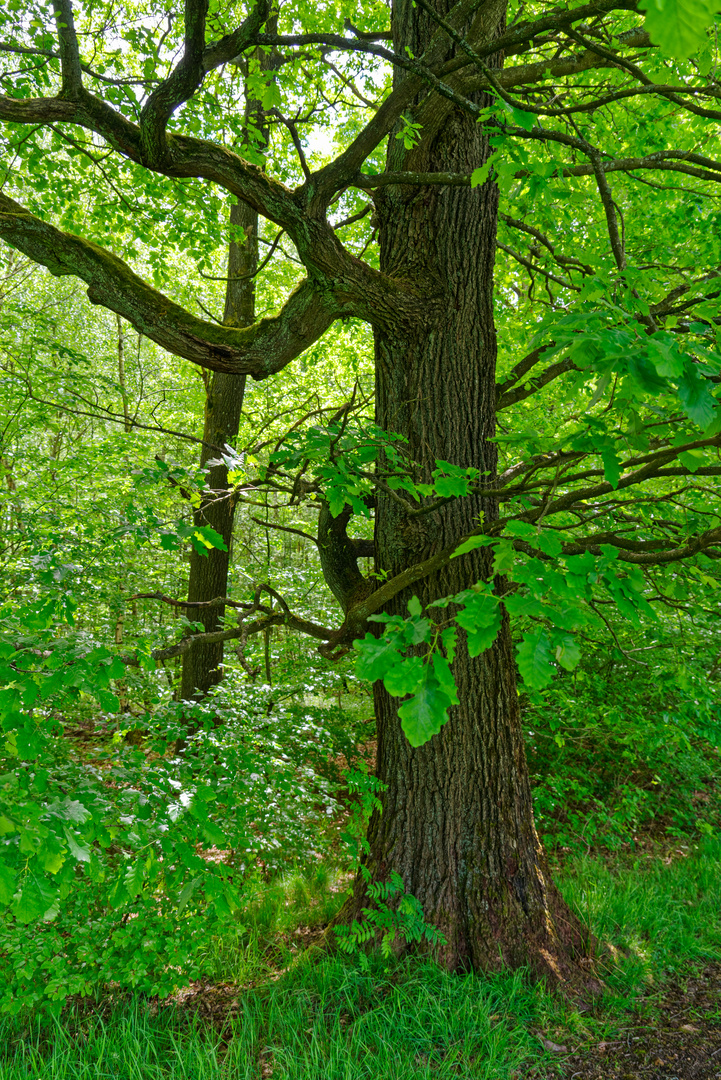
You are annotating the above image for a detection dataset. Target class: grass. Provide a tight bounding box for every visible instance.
[0,964,561,1079]
[1,839,720,1079]
[559,837,721,992]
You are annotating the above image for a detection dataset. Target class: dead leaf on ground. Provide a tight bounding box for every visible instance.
[537,1034,569,1053]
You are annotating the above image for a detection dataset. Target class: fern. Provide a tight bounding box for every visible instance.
[335,866,446,961]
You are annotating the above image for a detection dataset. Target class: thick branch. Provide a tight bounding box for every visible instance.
[0,192,340,377]
[447,0,640,69]
[405,4,644,157]
[525,152,721,186]
[455,35,654,97]
[355,148,721,192]
[132,496,721,663]
[591,153,626,271]
[495,345,556,397]
[0,92,307,234]
[306,0,501,206]
[138,1,273,165]
[139,0,210,165]
[562,526,721,565]
[317,501,372,611]
[129,584,336,664]
[52,0,83,98]
[202,1,272,72]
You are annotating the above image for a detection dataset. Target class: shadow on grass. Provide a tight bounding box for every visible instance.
[1,839,720,1080]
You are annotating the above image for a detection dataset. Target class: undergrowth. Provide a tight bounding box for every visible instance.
[528,659,721,852]
[1,839,720,1079]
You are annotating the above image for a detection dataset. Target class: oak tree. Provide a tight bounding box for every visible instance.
[2,0,721,987]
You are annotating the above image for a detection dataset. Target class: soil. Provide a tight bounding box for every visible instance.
[554,963,721,1080]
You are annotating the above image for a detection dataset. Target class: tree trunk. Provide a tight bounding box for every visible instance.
[180,24,280,702]
[344,0,595,987]
[179,198,255,701]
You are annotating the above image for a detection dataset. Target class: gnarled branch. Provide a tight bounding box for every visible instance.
[0,191,341,377]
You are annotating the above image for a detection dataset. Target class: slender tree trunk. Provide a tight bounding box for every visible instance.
[343,0,595,987]
[179,199,256,701]
[180,23,278,702]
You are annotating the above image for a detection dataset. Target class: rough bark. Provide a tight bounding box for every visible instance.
[339,0,596,989]
[179,198,256,700]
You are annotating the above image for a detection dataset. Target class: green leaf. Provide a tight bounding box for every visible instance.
[407,595,422,617]
[202,821,227,846]
[192,526,228,553]
[677,369,717,429]
[440,626,457,664]
[355,633,402,682]
[639,0,717,59]
[177,876,202,913]
[398,677,454,747]
[470,159,493,188]
[554,634,581,672]
[406,617,432,645]
[492,539,515,576]
[64,827,91,863]
[516,629,554,689]
[536,530,563,557]
[15,726,43,761]
[504,594,545,620]
[39,834,67,874]
[261,78,281,111]
[383,655,425,697]
[451,534,495,558]
[433,475,470,498]
[12,874,59,924]
[0,861,15,905]
[647,335,685,378]
[431,652,458,701]
[678,449,705,473]
[125,860,145,898]
[108,656,126,679]
[628,354,667,395]
[48,798,91,824]
[511,106,535,131]
[602,451,621,489]
[587,373,611,409]
[504,520,538,540]
[327,492,347,518]
[455,593,502,657]
[96,689,120,713]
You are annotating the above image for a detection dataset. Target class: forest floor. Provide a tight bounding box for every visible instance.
[3,719,720,1078]
[549,963,721,1079]
[2,841,720,1079]
[134,838,720,1080]
[165,957,721,1079]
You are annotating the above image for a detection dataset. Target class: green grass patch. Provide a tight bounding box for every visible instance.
[2,839,720,1079]
[558,837,721,996]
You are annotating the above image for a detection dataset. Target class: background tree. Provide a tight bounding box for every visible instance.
[179,198,256,701]
[1,0,721,988]
[181,31,279,701]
